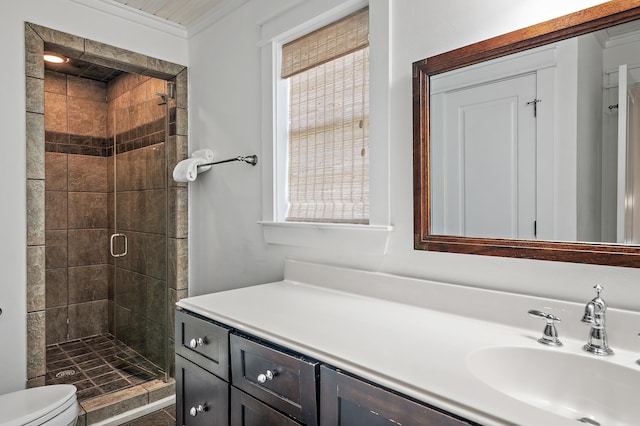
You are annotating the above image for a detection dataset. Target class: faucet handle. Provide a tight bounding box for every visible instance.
[528,309,561,323]
[528,310,562,346]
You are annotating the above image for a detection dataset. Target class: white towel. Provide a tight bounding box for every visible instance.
[173,158,206,182]
[191,149,214,173]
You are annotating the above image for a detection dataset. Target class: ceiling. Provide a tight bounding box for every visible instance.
[45,0,236,81]
[111,0,227,27]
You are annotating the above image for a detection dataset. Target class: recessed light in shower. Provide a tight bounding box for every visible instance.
[43,52,68,64]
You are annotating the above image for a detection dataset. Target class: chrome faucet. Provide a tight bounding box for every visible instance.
[581,284,614,356]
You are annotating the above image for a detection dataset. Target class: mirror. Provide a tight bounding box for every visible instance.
[413,1,640,267]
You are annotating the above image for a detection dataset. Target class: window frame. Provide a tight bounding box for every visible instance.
[259,0,392,253]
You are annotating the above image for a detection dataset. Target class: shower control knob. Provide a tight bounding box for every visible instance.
[257,369,275,384]
[189,404,205,417]
[189,337,204,349]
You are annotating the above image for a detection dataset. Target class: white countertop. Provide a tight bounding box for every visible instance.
[177,260,640,426]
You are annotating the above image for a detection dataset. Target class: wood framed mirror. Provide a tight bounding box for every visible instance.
[413,0,640,267]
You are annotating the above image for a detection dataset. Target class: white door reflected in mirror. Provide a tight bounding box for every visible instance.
[431,73,537,239]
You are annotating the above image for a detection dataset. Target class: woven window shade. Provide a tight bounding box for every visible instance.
[286,42,369,224]
[281,7,369,79]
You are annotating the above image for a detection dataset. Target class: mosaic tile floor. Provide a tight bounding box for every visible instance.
[45,334,164,402]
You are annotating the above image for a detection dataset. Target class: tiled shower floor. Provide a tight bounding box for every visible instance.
[45,334,163,402]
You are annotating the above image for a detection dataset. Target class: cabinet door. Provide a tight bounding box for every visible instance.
[320,366,473,426]
[231,387,301,426]
[176,355,229,426]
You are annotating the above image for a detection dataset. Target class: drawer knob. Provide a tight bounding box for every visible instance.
[257,369,276,384]
[189,404,206,416]
[189,337,204,349]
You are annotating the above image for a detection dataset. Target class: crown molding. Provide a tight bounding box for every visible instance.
[71,0,251,40]
[70,0,188,38]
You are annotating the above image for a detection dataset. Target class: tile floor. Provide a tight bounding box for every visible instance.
[45,334,163,402]
[121,404,176,425]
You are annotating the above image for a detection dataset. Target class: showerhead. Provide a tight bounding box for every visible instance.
[156,82,175,105]
[156,92,168,105]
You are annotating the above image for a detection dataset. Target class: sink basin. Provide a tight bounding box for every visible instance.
[466,346,640,426]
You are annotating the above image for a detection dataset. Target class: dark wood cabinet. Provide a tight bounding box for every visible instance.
[231,387,302,426]
[176,310,230,379]
[176,308,476,426]
[230,334,319,426]
[175,355,229,426]
[175,310,231,426]
[320,366,473,426]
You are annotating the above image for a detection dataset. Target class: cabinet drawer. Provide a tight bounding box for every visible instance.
[176,355,229,426]
[320,366,473,426]
[176,309,230,380]
[231,387,301,426]
[230,334,319,426]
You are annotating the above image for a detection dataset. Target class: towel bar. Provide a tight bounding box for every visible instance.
[197,155,258,167]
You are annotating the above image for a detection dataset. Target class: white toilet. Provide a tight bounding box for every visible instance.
[0,384,78,426]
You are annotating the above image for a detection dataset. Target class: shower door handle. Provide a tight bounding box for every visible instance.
[110,233,128,258]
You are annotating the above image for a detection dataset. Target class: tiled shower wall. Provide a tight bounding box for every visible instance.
[44,71,111,344]
[26,22,189,387]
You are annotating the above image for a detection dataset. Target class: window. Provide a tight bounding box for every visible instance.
[282,8,369,224]
[259,2,391,253]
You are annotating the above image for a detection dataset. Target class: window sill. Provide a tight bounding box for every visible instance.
[258,221,393,255]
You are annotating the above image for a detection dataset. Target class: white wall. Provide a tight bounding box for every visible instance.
[576,34,605,241]
[188,0,640,318]
[0,0,187,394]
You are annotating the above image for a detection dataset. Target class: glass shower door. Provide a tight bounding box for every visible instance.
[111,90,169,381]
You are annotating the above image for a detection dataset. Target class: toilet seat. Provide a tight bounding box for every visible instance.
[0,384,78,426]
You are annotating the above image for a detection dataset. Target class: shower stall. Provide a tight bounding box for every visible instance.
[43,67,174,400]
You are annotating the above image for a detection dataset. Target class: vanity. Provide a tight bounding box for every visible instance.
[175,260,640,426]
[173,309,466,426]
